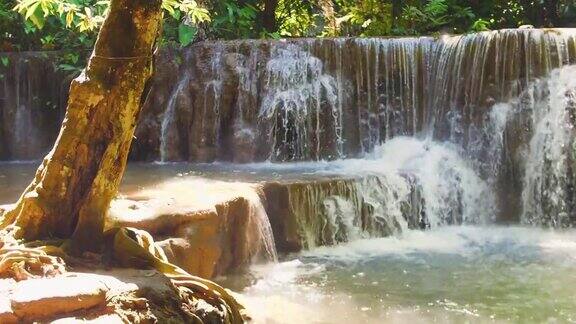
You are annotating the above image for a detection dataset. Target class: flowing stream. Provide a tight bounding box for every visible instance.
[235,226,576,323]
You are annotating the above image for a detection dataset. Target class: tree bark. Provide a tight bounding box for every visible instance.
[260,0,278,33]
[0,0,163,252]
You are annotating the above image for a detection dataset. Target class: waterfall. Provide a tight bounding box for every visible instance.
[159,75,190,162]
[138,28,576,164]
[0,53,65,160]
[260,44,342,161]
[244,187,279,262]
[521,65,576,227]
[269,136,496,249]
[4,29,575,164]
[347,137,496,227]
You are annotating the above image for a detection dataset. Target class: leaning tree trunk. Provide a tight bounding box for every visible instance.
[0,0,162,252]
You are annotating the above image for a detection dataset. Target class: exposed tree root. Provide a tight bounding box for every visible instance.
[108,227,247,323]
[0,245,66,281]
[0,224,247,323]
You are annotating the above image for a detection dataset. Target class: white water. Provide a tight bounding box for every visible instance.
[160,75,190,162]
[260,44,342,160]
[237,226,576,323]
[221,65,576,323]
[521,66,576,226]
[358,138,496,226]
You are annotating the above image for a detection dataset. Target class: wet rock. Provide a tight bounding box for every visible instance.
[108,179,276,278]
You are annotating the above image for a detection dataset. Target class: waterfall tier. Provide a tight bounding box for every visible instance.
[134,29,576,164]
[2,29,575,163]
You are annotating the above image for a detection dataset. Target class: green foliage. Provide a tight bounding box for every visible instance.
[210,1,259,39]
[398,0,477,35]
[335,0,393,36]
[275,1,319,37]
[178,23,197,47]
[1,0,575,57]
[471,18,492,32]
[5,0,210,51]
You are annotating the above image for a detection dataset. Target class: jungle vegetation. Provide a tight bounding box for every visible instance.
[2,0,576,53]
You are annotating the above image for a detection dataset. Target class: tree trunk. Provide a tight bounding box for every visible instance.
[0,0,163,252]
[260,0,278,33]
[392,0,403,22]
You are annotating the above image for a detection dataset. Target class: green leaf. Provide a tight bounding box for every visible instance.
[25,1,40,20]
[178,23,197,47]
[1,57,9,67]
[29,10,45,29]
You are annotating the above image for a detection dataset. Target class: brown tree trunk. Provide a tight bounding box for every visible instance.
[260,0,278,33]
[0,0,162,253]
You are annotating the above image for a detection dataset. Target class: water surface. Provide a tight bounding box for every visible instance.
[235,226,576,323]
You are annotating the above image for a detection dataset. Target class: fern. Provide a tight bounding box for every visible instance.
[424,0,448,16]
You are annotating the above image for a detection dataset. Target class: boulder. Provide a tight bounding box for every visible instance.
[10,275,108,321]
[108,178,275,278]
[2,269,185,323]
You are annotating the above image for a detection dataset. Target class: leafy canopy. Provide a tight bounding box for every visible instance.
[2,0,574,53]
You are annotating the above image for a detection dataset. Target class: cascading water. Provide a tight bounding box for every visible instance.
[520,65,576,227]
[159,75,190,162]
[337,137,496,228]
[260,44,342,161]
[128,29,576,180]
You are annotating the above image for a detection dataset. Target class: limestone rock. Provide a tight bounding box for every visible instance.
[109,178,276,278]
[10,275,108,320]
[2,269,186,323]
